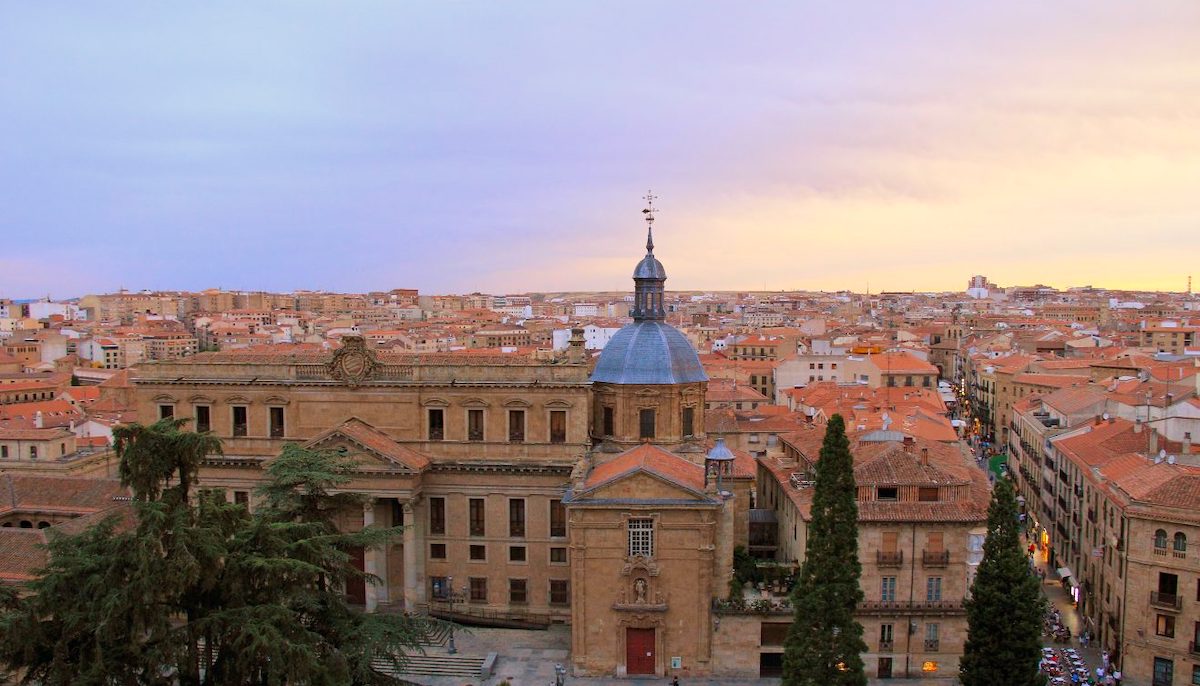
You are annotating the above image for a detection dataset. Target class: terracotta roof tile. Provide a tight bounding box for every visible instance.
[581,443,706,494]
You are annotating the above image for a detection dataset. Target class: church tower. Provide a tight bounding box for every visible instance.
[590,195,708,453]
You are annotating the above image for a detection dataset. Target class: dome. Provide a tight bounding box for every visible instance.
[591,320,708,385]
[633,254,666,280]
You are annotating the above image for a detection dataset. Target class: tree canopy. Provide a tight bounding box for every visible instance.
[782,414,868,686]
[0,419,436,685]
[959,477,1046,686]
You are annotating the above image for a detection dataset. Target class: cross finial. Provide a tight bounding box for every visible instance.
[641,190,657,253]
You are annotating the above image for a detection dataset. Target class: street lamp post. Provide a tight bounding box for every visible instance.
[446,575,457,654]
[555,663,566,686]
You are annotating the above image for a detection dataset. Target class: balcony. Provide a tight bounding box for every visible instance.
[1150,591,1182,612]
[922,550,950,567]
[924,639,940,651]
[857,600,965,616]
[879,640,894,653]
[877,551,904,567]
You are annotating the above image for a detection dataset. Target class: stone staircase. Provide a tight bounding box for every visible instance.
[372,653,490,679]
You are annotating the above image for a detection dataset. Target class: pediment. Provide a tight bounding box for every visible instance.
[303,418,430,473]
[578,470,707,503]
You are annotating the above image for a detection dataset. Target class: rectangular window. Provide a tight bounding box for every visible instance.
[882,531,899,553]
[918,487,939,502]
[682,407,695,437]
[1154,657,1173,686]
[877,486,899,501]
[1156,614,1175,638]
[232,406,248,437]
[29,446,37,459]
[628,518,654,558]
[158,404,174,420]
[509,499,526,537]
[0,446,7,459]
[550,410,567,443]
[549,579,569,605]
[926,577,943,601]
[470,544,486,561]
[469,498,485,537]
[509,578,527,604]
[927,532,944,552]
[195,405,211,433]
[881,576,897,602]
[234,491,249,508]
[880,623,894,644]
[469,577,487,603]
[550,547,568,564]
[639,409,656,439]
[508,409,525,442]
[549,499,567,538]
[509,545,526,562]
[269,406,285,438]
[428,408,444,441]
[925,622,939,644]
[430,576,450,600]
[430,543,446,559]
[468,409,484,441]
[603,406,614,436]
[429,497,446,535]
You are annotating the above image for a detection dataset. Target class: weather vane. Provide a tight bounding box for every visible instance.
[642,189,657,224]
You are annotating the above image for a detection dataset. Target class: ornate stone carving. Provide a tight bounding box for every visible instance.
[620,555,660,577]
[326,336,378,388]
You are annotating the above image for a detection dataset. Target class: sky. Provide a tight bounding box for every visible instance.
[2,2,1199,298]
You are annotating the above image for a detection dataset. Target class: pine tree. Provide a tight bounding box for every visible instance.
[960,477,1047,686]
[782,414,867,686]
[0,424,437,685]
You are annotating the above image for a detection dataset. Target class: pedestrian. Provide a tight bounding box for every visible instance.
[672,677,680,686]
[1112,669,1121,685]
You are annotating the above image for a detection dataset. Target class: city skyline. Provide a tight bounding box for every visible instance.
[3,2,1199,297]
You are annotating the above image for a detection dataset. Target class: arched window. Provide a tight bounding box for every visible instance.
[19,520,32,529]
[37,521,50,529]
[1154,529,1168,549]
[1174,532,1187,552]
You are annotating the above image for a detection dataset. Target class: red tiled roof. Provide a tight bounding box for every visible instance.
[304,418,431,471]
[0,475,128,517]
[581,443,707,494]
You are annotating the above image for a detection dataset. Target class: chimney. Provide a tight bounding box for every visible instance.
[1134,419,1143,434]
[34,410,43,429]
[921,447,929,465]
[1094,414,1103,426]
[566,327,586,364]
[1184,432,1192,454]
[1149,428,1160,455]
[903,436,914,453]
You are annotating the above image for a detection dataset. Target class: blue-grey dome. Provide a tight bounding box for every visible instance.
[633,254,666,280]
[592,320,708,384]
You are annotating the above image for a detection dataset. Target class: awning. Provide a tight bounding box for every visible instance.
[1057,567,1073,579]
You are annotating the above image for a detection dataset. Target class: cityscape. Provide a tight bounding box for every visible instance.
[3,3,1200,686]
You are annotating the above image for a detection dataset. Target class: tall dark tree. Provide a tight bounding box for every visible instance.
[782,414,867,686]
[960,478,1046,686]
[0,422,436,686]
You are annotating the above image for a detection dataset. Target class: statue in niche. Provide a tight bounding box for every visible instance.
[634,578,648,604]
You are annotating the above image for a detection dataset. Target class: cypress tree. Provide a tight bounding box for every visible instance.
[782,414,867,686]
[960,478,1046,686]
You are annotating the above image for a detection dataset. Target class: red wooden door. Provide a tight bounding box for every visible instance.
[626,628,655,675]
[346,546,366,606]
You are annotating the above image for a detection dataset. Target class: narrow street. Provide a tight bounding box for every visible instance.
[1026,536,1115,684]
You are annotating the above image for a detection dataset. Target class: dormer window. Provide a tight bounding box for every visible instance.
[877,486,899,501]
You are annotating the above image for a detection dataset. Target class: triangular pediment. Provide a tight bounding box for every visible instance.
[303,418,430,473]
[575,443,712,503]
[579,470,707,502]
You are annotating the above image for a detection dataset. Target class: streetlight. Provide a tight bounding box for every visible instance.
[446,575,457,654]
[554,663,566,686]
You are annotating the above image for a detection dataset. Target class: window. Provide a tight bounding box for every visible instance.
[927,532,944,552]
[926,577,943,601]
[232,406,248,437]
[925,623,939,650]
[158,404,174,420]
[549,579,569,605]
[639,409,656,439]
[0,446,7,459]
[468,409,484,441]
[234,491,249,508]
[509,545,526,562]
[429,497,446,535]
[1156,614,1176,638]
[1153,657,1174,686]
[195,405,211,433]
[880,623,894,645]
[509,499,526,537]
[877,487,899,501]
[602,406,614,436]
[29,446,37,459]
[430,576,450,600]
[881,576,897,602]
[1174,532,1187,553]
[549,410,567,443]
[430,543,446,559]
[628,518,654,558]
[1191,664,1199,686]
[918,487,939,502]
[470,544,486,561]
[269,406,285,438]
[509,578,527,604]
[549,499,566,538]
[508,409,525,442]
[550,547,567,564]
[682,407,695,437]
[428,408,445,440]
[469,577,487,603]
[469,498,485,537]
[1155,529,1168,549]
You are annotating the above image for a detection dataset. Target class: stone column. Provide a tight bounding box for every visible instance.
[403,500,420,609]
[363,499,378,613]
